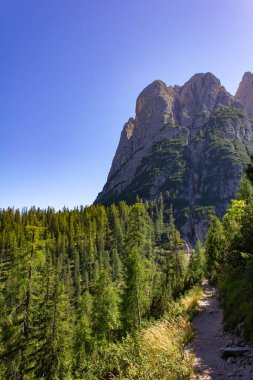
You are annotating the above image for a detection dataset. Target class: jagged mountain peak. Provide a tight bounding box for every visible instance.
[183,72,221,86]
[174,72,220,95]
[235,71,253,114]
[175,72,243,126]
[95,72,253,243]
[135,79,173,115]
[139,79,167,92]
[240,71,253,80]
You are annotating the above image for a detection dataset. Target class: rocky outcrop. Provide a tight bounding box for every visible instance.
[95,72,253,243]
[235,71,253,114]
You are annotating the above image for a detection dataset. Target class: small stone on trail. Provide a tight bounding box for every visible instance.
[227,357,236,364]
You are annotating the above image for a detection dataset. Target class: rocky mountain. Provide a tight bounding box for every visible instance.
[95,72,253,243]
[235,71,253,114]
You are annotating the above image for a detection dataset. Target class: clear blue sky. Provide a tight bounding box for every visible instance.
[1,0,253,210]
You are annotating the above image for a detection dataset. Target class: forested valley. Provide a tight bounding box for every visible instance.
[0,197,205,379]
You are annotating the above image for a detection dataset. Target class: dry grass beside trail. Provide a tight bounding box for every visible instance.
[181,287,203,316]
[136,317,193,380]
[142,316,191,351]
[124,286,203,380]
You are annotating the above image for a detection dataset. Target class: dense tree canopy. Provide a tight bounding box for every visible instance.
[0,198,200,379]
[206,160,253,341]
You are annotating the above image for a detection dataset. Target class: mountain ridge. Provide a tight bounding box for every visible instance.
[95,72,253,243]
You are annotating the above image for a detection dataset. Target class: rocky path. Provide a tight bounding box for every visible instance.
[186,281,253,380]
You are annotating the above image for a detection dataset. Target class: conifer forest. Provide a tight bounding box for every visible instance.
[0,196,206,379]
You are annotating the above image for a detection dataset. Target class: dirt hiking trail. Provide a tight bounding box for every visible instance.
[186,281,253,380]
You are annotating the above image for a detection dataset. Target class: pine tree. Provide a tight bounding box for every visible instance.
[245,156,253,185]
[206,216,226,282]
[107,204,124,253]
[111,249,122,282]
[237,174,253,201]
[122,247,148,331]
[126,203,149,251]
[73,291,93,377]
[187,240,206,286]
[92,270,120,341]
[33,267,73,379]
[155,193,165,241]
[73,248,81,304]
[164,206,185,296]
[1,225,46,379]
[240,199,253,254]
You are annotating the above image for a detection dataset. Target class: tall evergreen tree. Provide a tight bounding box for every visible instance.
[164,206,185,295]
[205,216,226,282]
[33,268,73,379]
[73,291,93,377]
[92,270,120,340]
[1,225,46,379]
[187,240,206,286]
[122,247,148,331]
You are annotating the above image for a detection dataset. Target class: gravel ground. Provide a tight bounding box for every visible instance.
[186,282,253,380]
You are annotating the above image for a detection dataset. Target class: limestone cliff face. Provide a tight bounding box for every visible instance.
[235,72,253,114]
[95,72,253,243]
